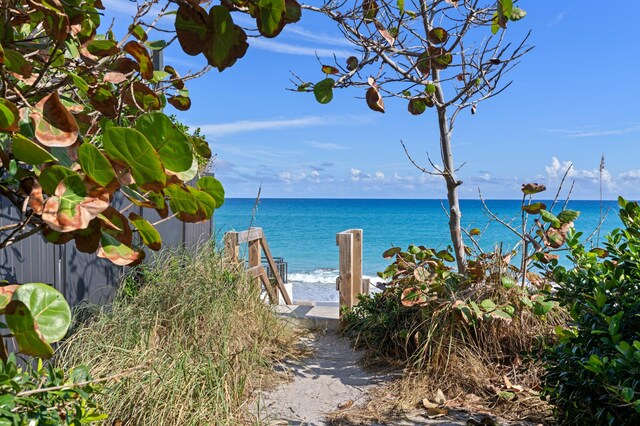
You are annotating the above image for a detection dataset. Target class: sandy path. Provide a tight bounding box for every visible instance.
[255,331,392,424]
[254,331,486,425]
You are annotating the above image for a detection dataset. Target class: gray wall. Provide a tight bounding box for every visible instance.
[0,195,212,307]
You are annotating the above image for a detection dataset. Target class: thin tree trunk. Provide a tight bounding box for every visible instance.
[433,73,466,274]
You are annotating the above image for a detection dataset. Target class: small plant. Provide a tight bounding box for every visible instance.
[0,355,105,424]
[541,197,640,425]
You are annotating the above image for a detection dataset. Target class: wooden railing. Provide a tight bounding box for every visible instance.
[224,227,292,305]
[336,229,369,315]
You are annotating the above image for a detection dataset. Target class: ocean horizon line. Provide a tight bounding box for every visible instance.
[222,197,622,202]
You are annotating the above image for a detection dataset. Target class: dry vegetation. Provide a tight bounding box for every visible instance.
[58,244,297,425]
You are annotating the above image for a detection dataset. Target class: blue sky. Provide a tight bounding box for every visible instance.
[108,1,640,200]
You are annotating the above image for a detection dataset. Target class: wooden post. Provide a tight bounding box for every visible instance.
[336,231,354,313]
[260,236,293,305]
[224,232,239,262]
[248,237,261,269]
[348,229,363,307]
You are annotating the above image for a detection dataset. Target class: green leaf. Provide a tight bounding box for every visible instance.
[469,228,481,236]
[480,299,496,311]
[533,299,555,316]
[408,98,427,115]
[557,209,580,223]
[39,165,77,195]
[123,41,153,80]
[397,0,404,14]
[0,98,20,132]
[256,0,287,38]
[196,176,225,208]
[382,247,401,258]
[102,127,166,191]
[164,184,216,222]
[12,134,57,165]
[5,300,54,359]
[540,209,561,228]
[97,233,143,266]
[204,6,249,72]
[129,24,148,42]
[129,213,162,251]
[436,250,454,262]
[522,202,546,214]
[501,276,516,289]
[314,78,335,104]
[499,0,513,18]
[621,387,635,403]
[12,283,71,343]
[134,113,194,173]
[86,39,120,57]
[78,143,117,189]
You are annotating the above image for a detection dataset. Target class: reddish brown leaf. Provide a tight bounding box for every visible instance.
[72,218,101,253]
[123,82,162,112]
[27,180,45,215]
[100,206,133,247]
[103,71,127,84]
[164,65,185,89]
[401,287,428,307]
[123,41,154,80]
[167,96,191,111]
[89,85,118,118]
[30,91,79,147]
[175,4,209,56]
[374,20,394,45]
[366,86,385,113]
[109,57,140,74]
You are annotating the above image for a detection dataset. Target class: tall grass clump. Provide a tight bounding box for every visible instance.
[342,245,566,420]
[58,243,295,425]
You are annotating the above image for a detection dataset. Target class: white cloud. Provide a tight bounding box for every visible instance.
[197,116,326,137]
[546,124,640,138]
[248,38,352,59]
[544,157,614,190]
[305,141,349,150]
[619,170,640,180]
[374,171,385,181]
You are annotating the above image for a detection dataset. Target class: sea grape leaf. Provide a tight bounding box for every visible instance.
[30,91,79,147]
[41,175,110,232]
[314,78,334,104]
[5,301,54,358]
[100,206,133,246]
[557,209,580,223]
[540,209,561,228]
[363,0,379,20]
[129,212,162,251]
[366,86,385,113]
[167,95,191,111]
[522,202,546,214]
[322,65,339,75]
[408,98,427,115]
[97,233,144,266]
[196,175,225,207]
[164,184,216,222]
[0,98,20,132]
[90,84,118,118]
[123,41,154,80]
[256,0,287,38]
[428,27,449,44]
[102,127,166,191]
[284,0,302,23]
[123,82,162,111]
[12,134,56,165]
[204,6,249,72]
[12,283,71,343]
[346,56,358,71]
[135,113,194,173]
[86,39,120,57]
[191,136,211,159]
[175,3,209,56]
[0,284,19,311]
[383,247,401,258]
[78,143,118,189]
[128,24,148,42]
[39,165,77,195]
[510,7,526,21]
[521,182,546,195]
[72,218,101,253]
[4,50,33,78]
[533,299,555,316]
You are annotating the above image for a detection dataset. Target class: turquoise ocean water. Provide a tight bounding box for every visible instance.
[213,199,622,302]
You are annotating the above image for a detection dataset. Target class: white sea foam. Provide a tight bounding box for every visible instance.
[287,268,385,302]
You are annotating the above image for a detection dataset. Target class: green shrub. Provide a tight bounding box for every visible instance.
[0,355,105,425]
[343,244,564,398]
[541,197,640,425]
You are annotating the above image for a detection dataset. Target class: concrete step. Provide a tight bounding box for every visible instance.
[273,302,340,331]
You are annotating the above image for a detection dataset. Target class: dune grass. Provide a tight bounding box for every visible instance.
[58,244,296,425]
